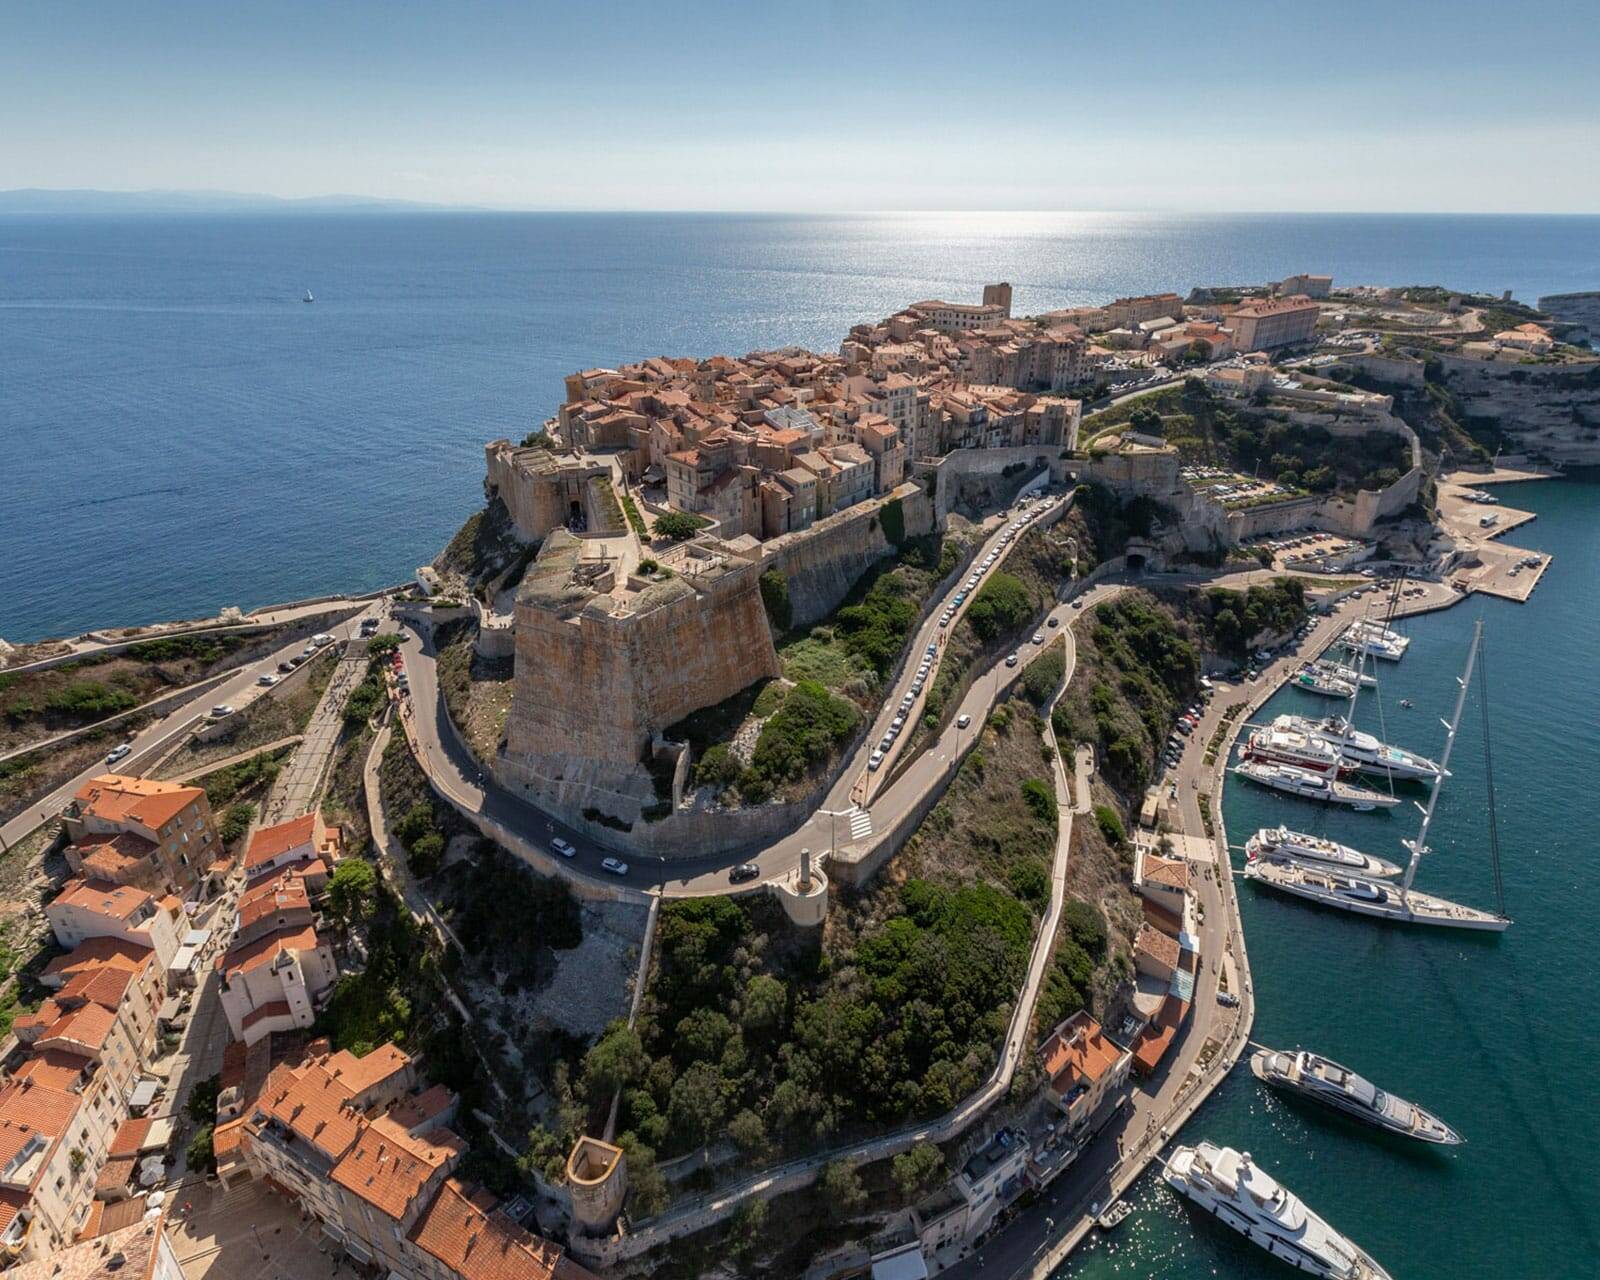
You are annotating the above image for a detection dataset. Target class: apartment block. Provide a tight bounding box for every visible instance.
[1227,295,1321,350]
[45,878,182,970]
[62,775,220,898]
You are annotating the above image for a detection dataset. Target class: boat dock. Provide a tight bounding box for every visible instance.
[1436,470,1553,604]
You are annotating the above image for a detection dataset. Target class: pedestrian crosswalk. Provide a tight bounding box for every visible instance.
[846,806,873,841]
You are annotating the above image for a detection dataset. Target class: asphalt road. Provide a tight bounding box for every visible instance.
[395,491,1103,899]
[0,602,384,850]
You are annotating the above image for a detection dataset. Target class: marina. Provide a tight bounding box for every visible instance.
[1063,477,1596,1280]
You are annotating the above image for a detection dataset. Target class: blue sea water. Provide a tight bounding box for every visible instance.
[1062,477,1600,1280]
[4,210,1600,642]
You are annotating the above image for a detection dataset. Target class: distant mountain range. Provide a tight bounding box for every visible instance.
[0,188,472,215]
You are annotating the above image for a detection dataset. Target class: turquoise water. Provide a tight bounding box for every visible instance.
[5,211,1600,642]
[1062,476,1600,1279]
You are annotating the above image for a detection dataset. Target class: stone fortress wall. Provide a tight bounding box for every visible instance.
[760,483,934,627]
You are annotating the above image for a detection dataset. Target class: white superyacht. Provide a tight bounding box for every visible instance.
[1272,713,1444,782]
[1163,1141,1392,1279]
[1246,826,1402,877]
[1251,1047,1462,1145]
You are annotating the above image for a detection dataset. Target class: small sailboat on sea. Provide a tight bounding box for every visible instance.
[303,288,315,303]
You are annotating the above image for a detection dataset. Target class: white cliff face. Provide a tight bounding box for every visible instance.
[1435,353,1600,465]
[1539,292,1600,349]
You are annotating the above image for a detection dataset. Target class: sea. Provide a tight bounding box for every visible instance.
[1062,476,1600,1280]
[4,210,1600,643]
[4,210,1599,1276]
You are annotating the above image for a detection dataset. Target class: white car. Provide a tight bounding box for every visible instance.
[869,751,884,771]
[956,714,971,730]
[601,857,629,877]
[210,704,235,719]
[311,633,334,646]
[939,614,951,628]
[257,673,279,686]
[1005,653,1019,668]
[551,838,576,859]
[1032,632,1044,644]
[891,715,905,732]
[105,743,132,765]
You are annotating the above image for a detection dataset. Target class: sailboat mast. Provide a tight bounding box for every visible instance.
[1402,621,1481,895]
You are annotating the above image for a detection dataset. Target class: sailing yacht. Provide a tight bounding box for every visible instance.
[303,288,315,303]
[1244,622,1511,931]
[1163,1142,1392,1279]
[1271,713,1444,782]
[1251,1048,1462,1145]
[1246,827,1401,877]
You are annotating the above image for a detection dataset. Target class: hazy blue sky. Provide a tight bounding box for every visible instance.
[4,0,1596,211]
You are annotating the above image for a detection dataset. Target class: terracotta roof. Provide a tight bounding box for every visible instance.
[1136,922,1181,971]
[9,1050,93,1092]
[1140,852,1191,892]
[245,813,316,869]
[109,1116,153,1157]
[240,1000,293,1032]
[74,774,203,830]
[324,1043,412,1097]
[71,832,158,878]
[0,1080,81,1157]
[1040,1012,1125,1095]
[42,937,154,986]
[387,1084,456,1134]
[13,1206,171,1279]
[1132,994,1189,1075]
[237,874,311,932]
[48,877,154,922]
[259,1061,362,1162]
[75,1194,147,1242]
[331,1116,464,1219]
[57,964,137,1010]
[221,924,321,980]
[408,1177,568,1280]
[213,1115,249,1165]
[37,1002,119,1054]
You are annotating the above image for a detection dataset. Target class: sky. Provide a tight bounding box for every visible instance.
[3,0,1597,213]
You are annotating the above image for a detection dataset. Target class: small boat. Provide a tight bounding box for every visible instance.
[1163,1142,1391,1279]
[1251,1047,1462,1145]
[303,288,315,303]
[1399,699,1414,710]
[1096,1200,1133,1230]
[1293,662,1357,699]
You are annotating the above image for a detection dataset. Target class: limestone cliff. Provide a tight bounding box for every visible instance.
[1433,354,1600,465]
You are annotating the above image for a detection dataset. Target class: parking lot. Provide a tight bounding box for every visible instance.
[168,1178,346,1280]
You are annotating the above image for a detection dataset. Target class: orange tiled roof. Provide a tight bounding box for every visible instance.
[408,1177,567,1280]
[259,1061,362,1162]
[74,774,203,830]
[1040,1012,1125,1094]
[221,924,320,980]
[9,1050,93,1093]
[72,832,158,878]
[245,813,317,869]
[48,877,153,922]
[1140,853,1191,892]
[324,1043,412,1097]
[331,1116,464,1220]
[237,874,311,932]
[57,964,137,1010]
[41,937,153,985]
[1136,922,1181,971]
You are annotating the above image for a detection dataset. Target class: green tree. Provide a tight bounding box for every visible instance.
[186,1125,216,1173]
[821,1158,867,1213]
[1093,804,1126,847]
[617,1133,668,1217]
[520,1123,570,1184]
[740,974,787,1034]
[186,1074,221,1124]
[326,858,378,925]
[965,572,1033,643]
[409,830,446,877]
[728,1108,768,1156]
[653,511,707,541]
[1021,778,1057,826]
[893,1142,947,1201]
[667,1061,727,1155]
[582,1022,649,1099]
[218,802,255,845]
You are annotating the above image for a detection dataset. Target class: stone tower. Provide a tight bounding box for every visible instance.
[983,282,1014,319]
[566,1136,627,1235]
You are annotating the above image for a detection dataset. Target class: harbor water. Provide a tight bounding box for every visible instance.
[1060,476,1600,1279]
